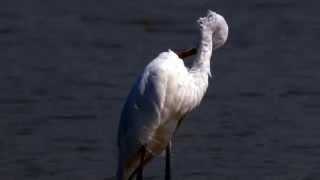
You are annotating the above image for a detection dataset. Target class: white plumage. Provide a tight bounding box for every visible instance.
[117,10,229,180]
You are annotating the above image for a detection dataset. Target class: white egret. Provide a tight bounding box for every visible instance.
[117,10,229,180]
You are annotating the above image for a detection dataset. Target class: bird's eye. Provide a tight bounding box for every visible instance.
[208,14,215,22]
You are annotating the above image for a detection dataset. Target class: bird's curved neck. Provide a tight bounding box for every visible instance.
[191,28,213,76]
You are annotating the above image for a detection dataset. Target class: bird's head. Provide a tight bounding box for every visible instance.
[197,10,229,49]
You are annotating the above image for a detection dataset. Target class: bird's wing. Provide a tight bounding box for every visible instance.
[117,50,183,157]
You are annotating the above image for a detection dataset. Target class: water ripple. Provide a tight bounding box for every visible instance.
[0,97,38,104]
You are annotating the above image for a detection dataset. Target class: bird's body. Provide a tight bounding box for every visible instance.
[117,10,229,180]
[117,50,209,179]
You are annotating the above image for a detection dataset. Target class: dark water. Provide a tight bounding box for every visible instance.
[1,0,320,179]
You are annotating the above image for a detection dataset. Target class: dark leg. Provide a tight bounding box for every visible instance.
[137,147,145,180]
[165,142,171,180]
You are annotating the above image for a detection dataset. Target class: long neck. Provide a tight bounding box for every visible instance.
[190,28,213,76]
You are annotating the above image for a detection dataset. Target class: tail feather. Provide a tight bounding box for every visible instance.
[117,148,154,180]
